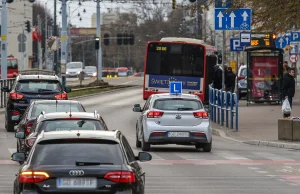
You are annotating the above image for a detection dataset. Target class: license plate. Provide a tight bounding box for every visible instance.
[30,99,43,103]
[57,177,97,189]
[168,132,189,137]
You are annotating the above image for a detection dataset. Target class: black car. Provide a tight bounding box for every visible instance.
[2,72,71,132]
[15,111,108,156]
[15,100,86,153]
[11,130,152,194]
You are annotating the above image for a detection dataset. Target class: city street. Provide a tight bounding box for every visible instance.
[0,87,299,194]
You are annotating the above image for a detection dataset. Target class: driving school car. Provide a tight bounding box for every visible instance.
[133,93,212,152]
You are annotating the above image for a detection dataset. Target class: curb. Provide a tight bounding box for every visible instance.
[212,127,300,150]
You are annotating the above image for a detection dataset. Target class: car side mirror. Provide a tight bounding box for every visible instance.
[1,86,10,92]
[133,104,141,112]
[136,152,152,162]
[65,87,71,93]
[15,132,25,139]
[11,152,26,162]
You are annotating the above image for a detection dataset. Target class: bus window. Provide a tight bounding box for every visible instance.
[7,59,18,69]
[146,43,205,77]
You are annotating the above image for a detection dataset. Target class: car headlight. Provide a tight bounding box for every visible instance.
[92,72,97,76]
[77,71,81,74]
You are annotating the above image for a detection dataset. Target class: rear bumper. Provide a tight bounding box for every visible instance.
[148,133,209,144]
[21,190,133,194]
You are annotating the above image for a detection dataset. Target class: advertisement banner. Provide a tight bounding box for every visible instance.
[148,75,201,90]
[251,57,279,98]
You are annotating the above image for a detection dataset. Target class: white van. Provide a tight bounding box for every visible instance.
[66,62,84,78]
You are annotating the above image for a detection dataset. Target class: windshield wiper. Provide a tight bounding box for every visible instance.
[178,108,193,111]
[76,161,114,166]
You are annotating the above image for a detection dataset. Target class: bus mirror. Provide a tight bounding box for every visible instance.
[1,86,10,92]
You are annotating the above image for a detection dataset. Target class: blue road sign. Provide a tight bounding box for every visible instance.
[290,45,298,55]
[275,37,287,49]
[230,38,243,52]
[240,32,251,46]
[214,8,251,30]
[284,35,291,45]
[169,82,182,95]
[215,0,232,8]
[291,32,300,42]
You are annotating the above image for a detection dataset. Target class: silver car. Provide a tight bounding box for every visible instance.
[132,93,212,152]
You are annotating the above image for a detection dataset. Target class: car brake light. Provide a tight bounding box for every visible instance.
[10,92,23,99]
[151,132,163,135]
[193,112,208,119]
[104,171,136,183]
[26,122,34,135]
[193,132,206,137]
[55,93,67,100]
[19,171,49,183]
[12,111,20,116]
[61,118,80,120]
[25,137,37,147]
[147,111,164,118]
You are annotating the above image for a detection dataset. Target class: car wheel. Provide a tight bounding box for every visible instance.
[203,140,212,152]
[141,131,150,151]
[136,125,141,148]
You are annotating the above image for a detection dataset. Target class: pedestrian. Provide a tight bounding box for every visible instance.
[281,68,295,108]
[283,61,289,74]
[225,67,236,93]
[213,65,222,90]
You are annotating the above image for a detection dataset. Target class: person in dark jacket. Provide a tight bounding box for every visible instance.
[213,65,223,90]
[225,67,236,92]
[281,68,295,108]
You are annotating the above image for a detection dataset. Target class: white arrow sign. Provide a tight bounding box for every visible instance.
[278,38,284,48]
[229,12,236,28]
[217,11,224,28]
[241,11,249,22]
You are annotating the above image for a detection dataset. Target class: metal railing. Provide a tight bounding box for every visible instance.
[209,84,239,131]
[0,78,15,108]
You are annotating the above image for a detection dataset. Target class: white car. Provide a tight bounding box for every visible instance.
[132,93,212,152]
[66,62,84,78]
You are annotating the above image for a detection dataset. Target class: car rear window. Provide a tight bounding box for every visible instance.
[240,68,247,76]
[32,103,83,117]
[153,99,202,111]
[30,139,123,165]
[16,80,62,93]
[38,119,104,132]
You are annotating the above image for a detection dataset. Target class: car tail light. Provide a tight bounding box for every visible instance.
[151,132,163,135]
[104,171,136,183]
[12,111,20,116]
[10,92,23,100]
[19,171,49,183]
[55,93,67,100]
[193,112,208,119]
[61,118,80,120]
[238,76,245,80]
[193,132,206,137]
[26,122,34,135]
[25,137,37,147]
[147,111,164,118]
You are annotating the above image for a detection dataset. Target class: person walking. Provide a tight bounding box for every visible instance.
[225,67,236,93]
[213,65,223,90]
[281,68,295,108]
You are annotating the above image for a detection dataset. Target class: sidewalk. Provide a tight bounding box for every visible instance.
[213,86,300,149]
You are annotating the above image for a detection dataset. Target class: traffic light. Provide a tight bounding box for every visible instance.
[129,34,135,45]
[123,33,128,45]
[103,33,110,46]
[95,37,99,50]
[117,33,122,45]
[172,0,176,9]
[25,20,31,33]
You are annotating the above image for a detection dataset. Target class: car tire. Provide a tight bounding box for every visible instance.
[141,131,150,151]
[203,140,212,152]
[6,121,15,132]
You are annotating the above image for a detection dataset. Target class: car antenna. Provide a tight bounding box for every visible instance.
[69,100,72,117]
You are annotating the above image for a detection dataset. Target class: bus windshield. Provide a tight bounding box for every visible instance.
[0,59,18,69]
[145,43,205,77]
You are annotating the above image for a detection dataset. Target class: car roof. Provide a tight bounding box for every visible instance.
[151,93,201,100]
[33,100,81,105]
[37,112,99,121]
[18,74,59,81]
[36,130,120,143]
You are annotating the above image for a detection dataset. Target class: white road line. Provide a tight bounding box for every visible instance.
[265,175,276,177]
[248,167,260,170]
[256,171,269,174]
[8,148,16,154]
[252,152,295,161]
[121,81,136,85]
[214,151,251,160]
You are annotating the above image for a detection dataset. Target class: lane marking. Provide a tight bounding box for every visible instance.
[248,167,260,170]
[256,171,269,174]
[252,152,295,161]
[8,148,16,154]
[214,151,251,160]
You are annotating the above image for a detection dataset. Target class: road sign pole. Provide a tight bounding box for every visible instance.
[222,30,225,91]
[38,15,42,70]
[236,52,239,99]
[96,0,102,81]
[61,0,68,89]
[1,0,8,79]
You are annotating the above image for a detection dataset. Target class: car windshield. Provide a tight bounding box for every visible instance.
[38,119,104,132]
[16,80,62,93]
[153,99,202,110]
[85,66,96,71]
[31,103,83,117]
[67,62,82,69]
[30,139,123,165]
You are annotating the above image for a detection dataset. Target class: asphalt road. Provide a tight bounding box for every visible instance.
[0,87,300,194]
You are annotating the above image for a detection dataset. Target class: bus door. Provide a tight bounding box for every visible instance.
[245,46,284,105]
[204,55,217,104]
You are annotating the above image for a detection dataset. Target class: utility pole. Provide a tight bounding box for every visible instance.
[95,0,102,81]
[37,15,42,69]
[197,0,203,40]
[53,0,58,75]
[1,0,8,79]
[45,2,48,69]
[60,0,68,89]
